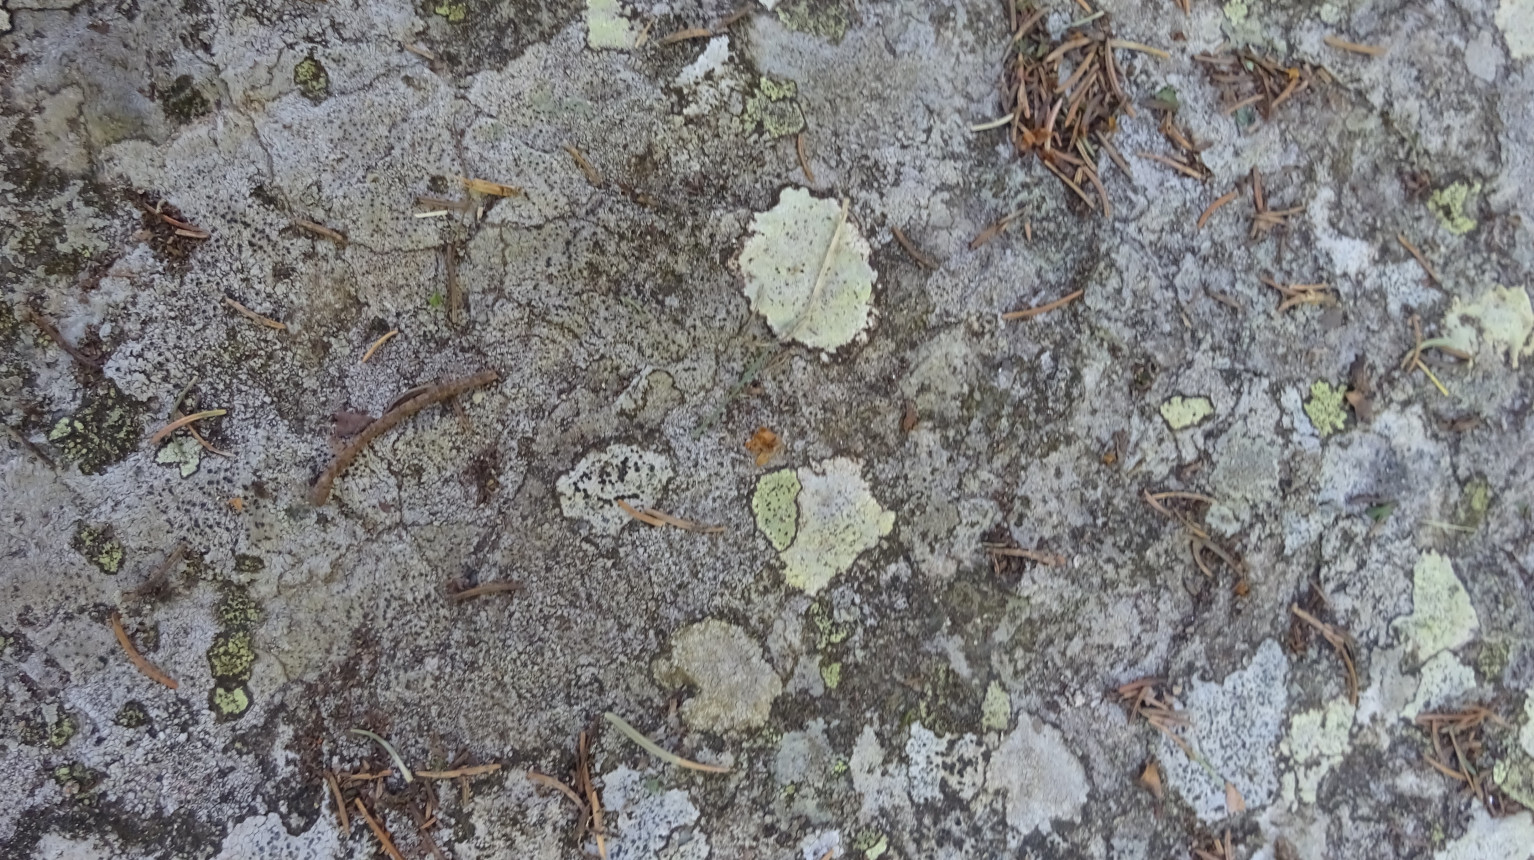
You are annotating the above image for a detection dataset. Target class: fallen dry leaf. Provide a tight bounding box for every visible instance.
[1224,780,1246,814]
[1139,761,1164,800]
[744,426,783,466]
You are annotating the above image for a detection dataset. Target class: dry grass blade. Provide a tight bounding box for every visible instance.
[1001,289,1084,321]
[1135,151,1209,181]
[603,712,733,773]
[562,144,604,186]
[576,730,608,860]
[24,308,103,368]
[615,499,724,533]
[149,409,225,447]
[310,369,498,505]
[109,611,178,689]
[528,771,589,813]
[223,296,287,330]
[657,27,712,45]
[795,133,816,184]
[353,799,406,860]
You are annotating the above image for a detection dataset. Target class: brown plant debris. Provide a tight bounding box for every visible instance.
[1324,35,1386,57]
[983,541,1066,570]
[134,193,209,262]
[1345,354,1374,423]
[562,144,604,187]
[360,329,399,364]
[223,296,287,330]
[1115,677,1194,757]
[123,542,187,602]
[1398,314,1463,397]
[323,769,351,837]
[1142,490,1246,582]
[575,729,608,860]
[353,798,406,860]
[970,210,1022,249]
[293,218,348,246]
[1192,829,1235,860]
[999,3,1155,216]
[1138,760,1164,799]
[1002,288,1085,321]
[458,176,523,197]
[1197,188,1240,231]
[1397,233,1442,286]
[1259,275,1335,313]
[1290,603,1359,705]
[1195,49,1329,121]
[1415,707,1514,816]
[744,426,783,466]
[445,580,523,603]
[109,611,178,690]
[892,226,938,269]
[614,498,725,533]
[23,308,104,368]
[796,132,816,185]
[415,763,502,780]
[149,409,226,447]
[1248,168,1305,240]
[310,369,499,506]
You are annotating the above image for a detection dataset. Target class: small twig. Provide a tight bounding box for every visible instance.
[577,730,608,860]
[1001,289,1084,321]
[891,226,938,269]
[458,176,523,197]
[222,296,287,330]
[1109,39,1170,59]
[562,144,604,187]
[324,769,351,837]
[310,369,498,505]
[614,499,724,533]
[447,581,523,603]
[528,771,589,813]
[293,219,348,246]
[444,241,463,327]
[1290,604,1359,705]
[795,133,817,184]
[349,729,415,783]
[1259,276,1335,312]
[657,27,712,45]
[360,329,399,364]
[149,409,226,447]
[403,42,437,61]
[416,195,471,212]
[353,799,406,860]
[603,712,732,773]
[3,423,55,469]
[415,763,502,779]
[1324,35,1386,57]
[1397,234,1441,286]
[1197,189,1240,231]
[109,611,178,689]
[24,309,102,368]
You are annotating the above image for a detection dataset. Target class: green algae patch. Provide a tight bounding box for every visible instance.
[585,0,632,50]
[294,56,330,102]
[1393,551,1479,661]
[1304,381,1348,437]
[48,380,144,475]
[740,187,878,352]
[744,77,805,138]
[777,458,893,595]
[71,522,124,574]
[1428,181,1480,235]
[1159,395,1213,429]
[753,468,802,552]
[1440,285,1534,368]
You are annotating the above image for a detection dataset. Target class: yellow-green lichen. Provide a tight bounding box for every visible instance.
[48,714,76,748]
[155,434,202,477]
[854,831,889,859]
[1440,285,1534,368]
[777,0,850,43]
[294,56,330,102]
[1460,476,1492,530]
[808,599,853,649]
[51,762,102,801]
[981,681,1011,733]
[207,630,255,684]
[752,468,801,552]
[433,1,467,22]
[1159,395,1213,429]
[1428,181,1480,235]
[47,380,143,475]
[71,522,124,574]
[1223,0,1249,22]
[1393,551,1480,661]
[1279,697,1355,804]
[776,458,893,595]
[585,0,631,50]
[212,685,250,718]
[820,661,842,689]
[1304,381,1348,437]
[743,77,805,138]
[115,701,149,729]
[216,587,263,630]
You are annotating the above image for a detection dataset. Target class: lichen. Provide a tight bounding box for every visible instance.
[1304,380,1348,437]
[1403,651,1477,720]
[71,522,124,574]
[981,681,1011,733]
[1280,697,1355,804]
[1394,551,1480,661]
[752,468,801,552]
[216,586,263,630]
[154,434,202,477]
[556,444,674,535]
[159,74,210,124]
[656,619,782,733]
[1441,285,1534,368]
[740,187,878,352]
[777,458,894,595]
[743,77,805,138]
[776,0,851,42]
[294,56,330,102]
[820,661,842,689]
[1428,181,1480,235]
[212,685,251,719]
[114,701,149,729]
[585,0,631,50]
[208,630,255,684]
[433,1,467,22]
[1159,395,1214,429]
[47,380,144,475]
[48,714,76,748]
[1499,0,1534,60]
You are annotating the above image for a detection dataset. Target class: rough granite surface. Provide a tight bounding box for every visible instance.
[3,0,1534,857]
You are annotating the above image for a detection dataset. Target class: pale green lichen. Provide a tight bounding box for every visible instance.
[1499,0,1534,60]
[752,468,801,551]
[207,630,255,684]
[155,434,202,477]
[1223,0,1248,22]
[807,600,853,650]
[1394,551,1480,661]
[981,681,1011,733]
[433,1,467,22]
[777,458,894,595]
[657,619,782,732]
[48,714,76,748]
[740,187,878,352]
[1491,688,1534,808]
[777,0,850,42]
[1159,395,1213,429]
[1304,381,1348,437]
[857,833,889,859]
[212,685,250,718]
[1440,285,1534,368]
[1280,697,1354,804]
[743,77,805,138]
[1428,181,1480,235]
[1461,477,1492,530]
[820,661,842,689]
[294,56,329,102]
[585,0,632,50]
[71,522,124,574]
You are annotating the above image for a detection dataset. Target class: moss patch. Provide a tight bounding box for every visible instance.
[71,522,125,574]
[294,56,330,102]
[48,380,145,475]
[1304,380,1348,437]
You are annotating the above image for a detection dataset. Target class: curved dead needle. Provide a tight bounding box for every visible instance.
[349,728,414,783]
[310,369,498,506]
[602,712,732,773]
[1290,604,1359,705]
[528,771,588,812]
[1197,189,1241,231]
[353,798,405,860]
[360,329,399,364]
[615,499,724,533]
[149,409,226,447]
[415,763,502,779]
[1002,289,1085,321]
[223,296,287,330]
[109,611,178,689]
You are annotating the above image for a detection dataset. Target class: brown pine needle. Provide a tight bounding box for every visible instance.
[458,176,523,197]
[603,712,733,773]
[1290,604,1359,705]
[109,611,178,689]
[24,309,103,368]
[1197,189,1241,231]
[614,499,723,533]
[222,296,287,330]
[1324,35,1386,57]
[795,133,816,184]
[415,763,502,779]
[293,219,348,246]
[528,771,588,812]
[562,144,604,186]
[982,543,1066,566]
[447,581,522,603]
[360,329,399,364]
[1002,289,1085,321]
[1260,276,1335,312]
[1108,39,1171,59]
[892,226,938,269]
[324,769,351,837]
[1397,234,1442,286]
[310,369,499,505]
[149,409,226,447]
[353,799,406,860]
[657,27,712,45]
[1135,151,1208,180]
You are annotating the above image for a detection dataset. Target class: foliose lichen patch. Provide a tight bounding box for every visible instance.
[656,618,782,733]
[556,443,674,535]
[761,457,893,595]
[1393,551,1479,662]
[1160,395,1213,429]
